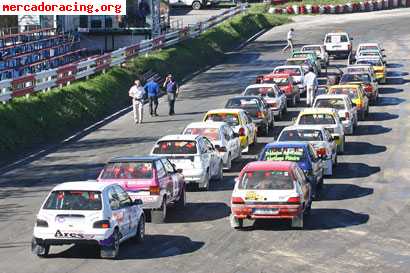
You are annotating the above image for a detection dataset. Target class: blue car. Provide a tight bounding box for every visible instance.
[259,142,324,198]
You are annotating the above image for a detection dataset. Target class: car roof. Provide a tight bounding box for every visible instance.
[265,141,309,149]
[263,74,290,78]
[302,44,323,48]
[300,107,338,114]
[330,84,361,89]
[228,96,261,101]
[246,83,278,88]
[287,57,308,61]
[157,134,200,142]
[275,65,303,69]
[108,156,163,163]
[52,181,111,192]
[185,121,226,129]
[325,32,349,36]
[315,94,349,100]
[242,161,297,172]
[205,108,243,114]
[282,124,327,131]
[358,43,379,47]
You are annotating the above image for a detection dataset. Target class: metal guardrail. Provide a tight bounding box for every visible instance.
[0,5,246,103]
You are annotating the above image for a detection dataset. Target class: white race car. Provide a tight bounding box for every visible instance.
[32,181,145,259]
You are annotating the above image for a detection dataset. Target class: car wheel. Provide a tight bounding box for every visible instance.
[264,123,269,136]
[283,103,288,114]
[292,95,296,106]
[32,238,49,257]
[177,186,186,208]
[333,154,338,166]
[151,197,167,223]
[296,93,301,103]
[225,153,232,170]
[200,170,210,191]
[360,110,365,121]
[111,229,120,259]
[291,213,304,229]
[230,214,243,229]
[192,1,201,9]
[134,216,145,243]
[214,161,223,181]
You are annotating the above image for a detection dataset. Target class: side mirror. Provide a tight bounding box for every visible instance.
[176,169,183,174]
[350,37,353,41]
[133,199,143,206]
[351,102,357,107]
[233,132,239,138]
[333,135,340,141]
[381,49,385,52]
[172,163,177,169]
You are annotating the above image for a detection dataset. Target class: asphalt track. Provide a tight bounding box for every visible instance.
[1,9,410,273]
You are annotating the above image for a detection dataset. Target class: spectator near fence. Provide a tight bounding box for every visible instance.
[129,79,146,124]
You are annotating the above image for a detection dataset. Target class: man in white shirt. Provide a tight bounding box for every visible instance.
[128,80,146,124]
[304,68,318,106]
[282,28,295,52]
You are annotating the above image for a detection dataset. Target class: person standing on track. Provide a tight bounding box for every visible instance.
[304,68,318,106]
[163,74,179,116]
[129,80,145,124]
[144,78,160,116]
[282,28,295,52]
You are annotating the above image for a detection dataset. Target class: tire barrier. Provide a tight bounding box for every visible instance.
[269,0,409,14]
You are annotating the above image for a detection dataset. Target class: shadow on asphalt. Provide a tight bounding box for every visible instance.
[166,202,230,223]
[375,96,406,106]
[367,112,399,121]
[343,141,387,155]
[45,234,204,260]
[332,163,380,179]
[354,124,392,136]
[379,87,403,94]
[386,63,403,68]
[319,183,373,201]
[242,209,369,231]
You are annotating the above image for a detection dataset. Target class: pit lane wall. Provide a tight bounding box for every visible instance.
[268,0,409,14]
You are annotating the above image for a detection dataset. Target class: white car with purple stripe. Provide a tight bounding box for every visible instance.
[32,181,145,259]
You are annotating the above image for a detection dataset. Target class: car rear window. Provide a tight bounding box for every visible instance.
[341,73,371,83]
[303,46,320,53]
[287,59,306,66]
[299,114,336,125]
[279,129,324,142]
[356,59,382,66]
[43,191,102,211]
[261,147,306,162]
[205,113,239,126]
[274,68,301,76]
[314,98,346,110]
[184,127,220,141]
[326,34,348,43]
[347,67,369,74]
[153,141,197,155]
[329,87,358,99]
[100,162,153,179]
[245,87,276,98]
[270,77,289,86]
[239,171,293,190]
[226,98,259,109]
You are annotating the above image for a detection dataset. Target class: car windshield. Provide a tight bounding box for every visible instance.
[245,87,276,98]
[239,171,293,190]
[205,113,240,126]
[356,59,382,66]
[341,73,371,83]
[43,191,102,211]
[314,98,346,110]
[317,78,328,85]
[329,87,359,99]
[270,77,289,86]
[293,53,312,58]
[274,68,301,76]
[347,67,369,74]
[299,114,336,125]
[226,98,259,110]
[262,147,306,162]
[360,46,378,51]
[279,129,324,141]
[153,141,197,154]
[100,162,153,179]
[359,51,380,57]
[184,127,220,141]
[303,47,321,54]
[287,59,306,66]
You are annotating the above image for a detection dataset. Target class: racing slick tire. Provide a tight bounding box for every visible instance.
[230,214,243,229]
[32,238,50,257]
[192,1,202,9]
[100,229,120,259]
[134,216,145,243]
[291,213,304,229]
[176,187,186,209]
[151,197,167,223]
[214,161,224,181]
[200,170,211,191]
[225,153,232,170]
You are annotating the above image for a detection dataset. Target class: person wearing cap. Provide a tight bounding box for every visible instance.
[163,74,179,115]
[128,79,145,124]
[282,28,295,52]
[304,67,318,106]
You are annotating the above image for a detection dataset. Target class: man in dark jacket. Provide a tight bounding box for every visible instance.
[144,78,160,116]
[163,74,179,115]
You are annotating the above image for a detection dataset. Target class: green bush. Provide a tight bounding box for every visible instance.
[0,11,290,158]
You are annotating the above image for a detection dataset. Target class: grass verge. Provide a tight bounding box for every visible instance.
[0,5,290,160]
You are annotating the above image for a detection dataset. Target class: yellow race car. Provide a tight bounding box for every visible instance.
[328,84,369,120]
[355,57,386,84]
[203,109,257,153]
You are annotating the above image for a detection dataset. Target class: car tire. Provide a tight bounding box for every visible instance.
[134,216,145,243]
[192,1,201,9]
[200,170,210,191]
[230,214,243,229]
[214,161,223,181]
[264,123,269,136]
[104,229,120,259]
[333,154,338,166]
[283,103,288,114]
[291,213,304,229]
[176,186,186,208]
[151,197,167,224]
[292,95,296,106]
[225,153,232,170]
[360,110,365,121]
[32,238,49,257]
